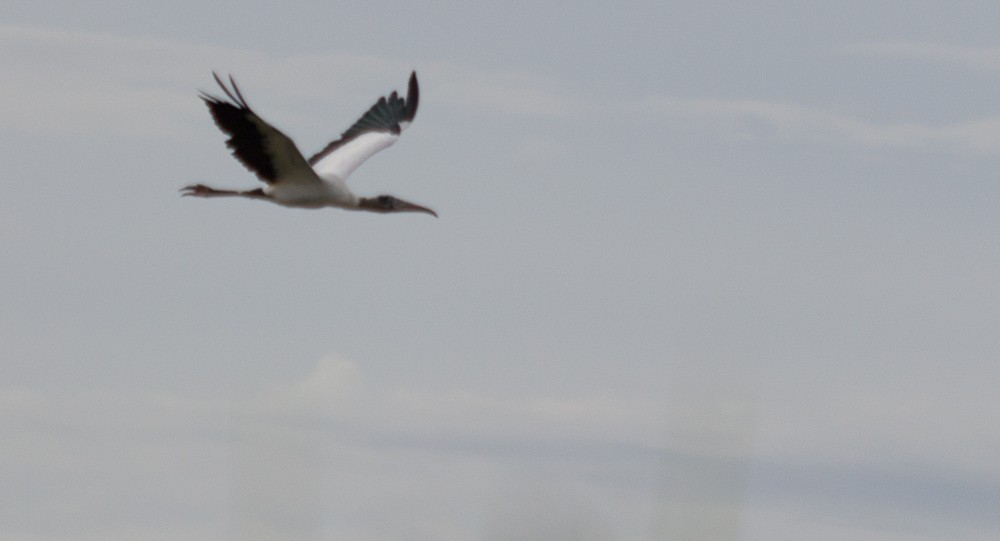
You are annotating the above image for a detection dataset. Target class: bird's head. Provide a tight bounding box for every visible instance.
[358,194,437,217]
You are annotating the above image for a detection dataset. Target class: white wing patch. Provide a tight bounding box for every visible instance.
[310,130,401,182]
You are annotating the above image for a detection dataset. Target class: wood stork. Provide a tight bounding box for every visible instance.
[182,71,436,217]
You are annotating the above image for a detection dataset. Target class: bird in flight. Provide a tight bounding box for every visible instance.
[182,71,436,217]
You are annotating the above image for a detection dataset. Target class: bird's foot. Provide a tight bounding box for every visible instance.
[180,184,217,197]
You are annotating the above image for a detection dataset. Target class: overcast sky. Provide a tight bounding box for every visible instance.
[2,2,999,540]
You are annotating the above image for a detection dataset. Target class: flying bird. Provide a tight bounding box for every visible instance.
[182,71,436,217]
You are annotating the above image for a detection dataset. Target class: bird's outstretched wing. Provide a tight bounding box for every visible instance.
[308,71,419,182]
[201,73,317,185]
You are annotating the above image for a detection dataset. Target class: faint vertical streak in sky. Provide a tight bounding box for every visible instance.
[228,401,325,541]
[650,355,760,541]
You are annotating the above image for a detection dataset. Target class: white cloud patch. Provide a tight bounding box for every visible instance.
[256,355,366,415]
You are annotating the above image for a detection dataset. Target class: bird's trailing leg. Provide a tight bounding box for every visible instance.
[180,184,268,200]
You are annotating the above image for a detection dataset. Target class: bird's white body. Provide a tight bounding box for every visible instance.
[265,175,356,209]
[184,71,435,217]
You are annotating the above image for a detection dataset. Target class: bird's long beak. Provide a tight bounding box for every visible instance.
[396,199,438,217]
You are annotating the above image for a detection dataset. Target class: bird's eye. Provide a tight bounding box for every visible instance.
[378,195,393,206]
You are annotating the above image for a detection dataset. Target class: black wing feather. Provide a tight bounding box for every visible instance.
[200,73,303,184]
[307,71,419,166]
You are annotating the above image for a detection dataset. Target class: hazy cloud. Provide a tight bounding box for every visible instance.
[5,6,1000,540]
[845,41,1000,71]
[4,354,997,541]
[637,95,1000,153]
[8,25,996,157]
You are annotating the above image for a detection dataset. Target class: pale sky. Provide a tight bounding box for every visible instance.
[2,2,999,540]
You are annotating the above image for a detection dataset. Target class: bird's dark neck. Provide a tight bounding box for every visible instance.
[357,197,388,213]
